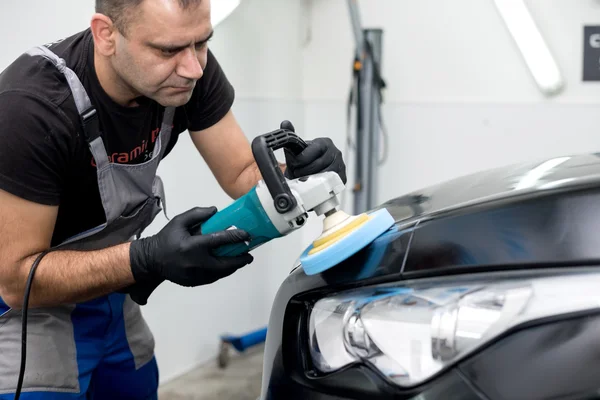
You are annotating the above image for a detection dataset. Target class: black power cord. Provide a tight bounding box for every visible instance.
[14,249,52,400]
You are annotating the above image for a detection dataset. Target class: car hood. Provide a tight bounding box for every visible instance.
[289,152,600,289]
[376,153,600,226]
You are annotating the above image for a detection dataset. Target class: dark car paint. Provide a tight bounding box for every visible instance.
[260,154,600,399]
[460,311,600,400]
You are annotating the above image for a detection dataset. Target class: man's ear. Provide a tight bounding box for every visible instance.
[90,13,118,56]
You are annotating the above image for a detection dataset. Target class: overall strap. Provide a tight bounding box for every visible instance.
[152,106,176,222]
[26,45,109,170]
[160,107,176,147]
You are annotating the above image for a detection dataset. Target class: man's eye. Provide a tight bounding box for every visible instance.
[160,48,179,56]
[196,39,211,50]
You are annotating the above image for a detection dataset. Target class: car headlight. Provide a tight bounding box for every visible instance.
[308,270,600,387]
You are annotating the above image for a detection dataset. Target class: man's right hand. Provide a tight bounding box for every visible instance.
[129,207,254,292]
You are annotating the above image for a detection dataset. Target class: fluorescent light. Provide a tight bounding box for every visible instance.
[211,0,241,27]
[493,0,564,96]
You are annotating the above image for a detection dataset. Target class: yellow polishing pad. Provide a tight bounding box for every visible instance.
[308,213,371,255]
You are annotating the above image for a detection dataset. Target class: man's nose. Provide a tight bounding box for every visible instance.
[177,47,204,81]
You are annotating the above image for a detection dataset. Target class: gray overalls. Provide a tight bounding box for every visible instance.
[0,44,172,399]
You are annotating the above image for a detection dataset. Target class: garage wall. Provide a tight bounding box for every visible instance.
[303,0,600,208]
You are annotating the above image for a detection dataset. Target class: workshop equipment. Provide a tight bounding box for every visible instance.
[346,0,387,215]
[218,327,267,368]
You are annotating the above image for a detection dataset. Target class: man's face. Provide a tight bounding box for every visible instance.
[111,0,212,107]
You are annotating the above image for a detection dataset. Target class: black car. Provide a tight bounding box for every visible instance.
[259,153,600,400]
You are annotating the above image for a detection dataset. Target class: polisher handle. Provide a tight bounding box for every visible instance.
[251,121,308,214]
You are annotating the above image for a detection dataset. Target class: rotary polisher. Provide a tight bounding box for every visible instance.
[200,121,395,275]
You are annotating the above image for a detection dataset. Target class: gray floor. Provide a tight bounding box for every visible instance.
[158,344,264,400]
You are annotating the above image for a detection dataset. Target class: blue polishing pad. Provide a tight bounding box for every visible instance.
[300,208,396,276]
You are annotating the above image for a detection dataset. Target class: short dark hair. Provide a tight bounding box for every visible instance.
[96,0,203,35]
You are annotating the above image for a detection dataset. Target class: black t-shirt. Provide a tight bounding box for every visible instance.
[0,29,234,246]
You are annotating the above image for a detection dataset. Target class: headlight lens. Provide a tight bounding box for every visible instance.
[308,271,600,387]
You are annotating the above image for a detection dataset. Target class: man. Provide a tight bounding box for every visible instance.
[0,0,346,398]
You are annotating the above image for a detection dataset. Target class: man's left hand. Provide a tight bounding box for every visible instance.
[284,137,347,184]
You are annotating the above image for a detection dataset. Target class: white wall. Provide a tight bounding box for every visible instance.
[0,2,91,71]
[303,0,600,208]
[304,0,600,103]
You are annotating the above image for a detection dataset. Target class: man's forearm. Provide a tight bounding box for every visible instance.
[5,243,134,309]
[230,161,287,199]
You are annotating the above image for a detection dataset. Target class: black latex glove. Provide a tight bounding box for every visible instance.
[129,207,254,302]
[126,279,164,306]
[281,121,347,184]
